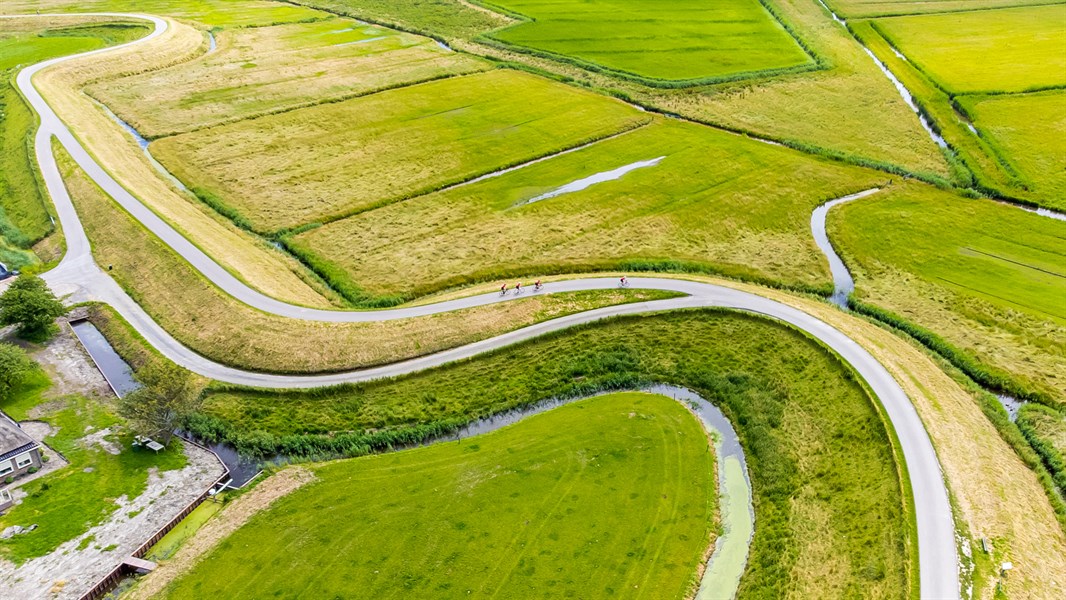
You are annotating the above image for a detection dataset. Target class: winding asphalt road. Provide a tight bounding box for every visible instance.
[11,13,958,598]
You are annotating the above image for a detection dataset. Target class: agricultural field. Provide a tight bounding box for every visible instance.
[0,18,148,269]
[61,146,678,373]
[829,182,1066,405]
[151,69,651,232]
[4,0,326,28]
[871,5,1066,95]
[161,393,717,599]
[482,0,814,83]
[188,311,909,597]
[89,18,487,138]
[290,118,887,301]
[957,91,1066,202]
[825,0,1057,18]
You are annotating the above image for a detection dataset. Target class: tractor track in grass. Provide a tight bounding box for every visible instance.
[10,12,958,598]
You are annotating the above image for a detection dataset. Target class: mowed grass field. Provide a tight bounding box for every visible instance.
[0,19,148,268]
[90,18,487,138]
[192,311,908,597]
[290,118,887,301]
[163,393,716,599]
[957,90,1066,205]
[152,69,651,232]
[6,0,327,28]
[872,4,1066,94]
[484,0,812,82]
[830,182,1066,404]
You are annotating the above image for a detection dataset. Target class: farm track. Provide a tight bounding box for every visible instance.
[10,13,959,599]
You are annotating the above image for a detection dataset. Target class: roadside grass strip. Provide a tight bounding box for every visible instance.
[0,368,186,563]
[164,393,716,599]
[89,18,488,138]
[830,182,1066,405]
[871,4,1066,95]
[151,69,651,232]
[290,119,887,300]
[479,0,814,84]
[192,312,909,597]
[956,90,1066,205]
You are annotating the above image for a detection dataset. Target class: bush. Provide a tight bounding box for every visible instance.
[0,275,66,340]
[0,343,34,401]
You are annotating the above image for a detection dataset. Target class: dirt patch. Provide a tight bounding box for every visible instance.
[125,467,315,600]
[78,427,121,456]
[31,322,112,400]
[27,400,68,420]
[19,420,56,441]
[0,440,224,600]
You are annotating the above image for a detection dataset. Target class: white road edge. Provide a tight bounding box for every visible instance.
[8,12,959,598]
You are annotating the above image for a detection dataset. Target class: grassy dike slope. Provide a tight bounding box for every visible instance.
[59,145,677,373]
[830,182,1066,405]
[164,393,716,599]
[193,310,909,598]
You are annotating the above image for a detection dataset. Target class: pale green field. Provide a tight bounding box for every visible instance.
[90,18,487,138]
[873,4,1066,94]
[484,0,812,83]
[4,0,327,28]
[152,69,650,232]
[831,182,1066,404]
[290,118,886,300]
[826,0,1058,18]
[957,90,1066,206]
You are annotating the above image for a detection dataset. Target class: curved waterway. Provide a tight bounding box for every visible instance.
[810,188,881,307]
[96,101,190,193]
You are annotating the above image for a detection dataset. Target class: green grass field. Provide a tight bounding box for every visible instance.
[957,90,1066,204]
[0,366,186,563]
[826,0,1058,18]
[0,20,148,268]
[152,69,650,232]
[165,393,716,599]
[10,0,328,28]
[290,118,886,300]
[292,0,509,39]
[483,0,813,83]
[1016,403,1066,497]
[873,5,1066,94]
[90,18,487,138]
[190,310,908,597]
[830,182,1066,404]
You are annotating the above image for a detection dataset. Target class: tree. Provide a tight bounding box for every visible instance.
[0,343,34,402]
[0,275,66,339]
[119,361,204,447]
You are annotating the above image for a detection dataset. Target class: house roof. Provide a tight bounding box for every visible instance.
[0,416,38,461]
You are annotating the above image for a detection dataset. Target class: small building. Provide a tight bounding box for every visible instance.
[0,415,42,483]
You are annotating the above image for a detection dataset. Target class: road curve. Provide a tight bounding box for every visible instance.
[12,13,958,598]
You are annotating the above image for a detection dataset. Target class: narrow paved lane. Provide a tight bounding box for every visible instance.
[10,13,958,598]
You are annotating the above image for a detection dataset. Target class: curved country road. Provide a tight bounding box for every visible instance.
[10,13,958,598]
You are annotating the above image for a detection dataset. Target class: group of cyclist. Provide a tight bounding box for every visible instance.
[499,276,628,296]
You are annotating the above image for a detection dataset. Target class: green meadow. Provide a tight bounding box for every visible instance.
[825,0,1057,18]
[290,118,885,301]
[957,90,1066,207]
[483,0,813,83]
[830,182,1066,404]
[165,393,716,599]
[873,4,1066,94]
[189,310,909,597]
[152,69,650,232]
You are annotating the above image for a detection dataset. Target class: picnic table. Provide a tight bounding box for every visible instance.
[133,435,165,453]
